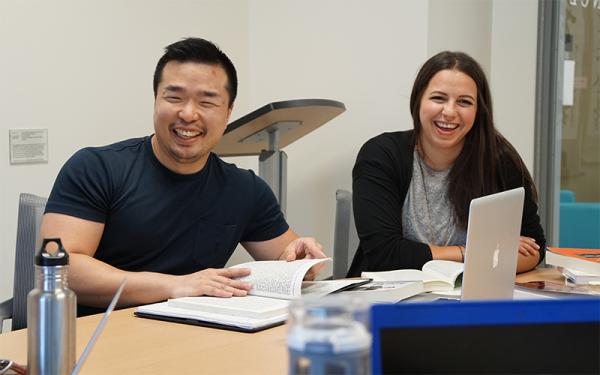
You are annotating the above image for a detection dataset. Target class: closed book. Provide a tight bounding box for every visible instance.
[545,248,600,275]
[561,268,600,285]
[168,295,290,319]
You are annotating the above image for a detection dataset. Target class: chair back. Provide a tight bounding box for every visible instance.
[559,202,600,248]
[10,193,48,331]
[332,190,359,279]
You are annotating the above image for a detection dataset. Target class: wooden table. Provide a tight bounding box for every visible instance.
[0,307,289,374]
[0,267,582,374]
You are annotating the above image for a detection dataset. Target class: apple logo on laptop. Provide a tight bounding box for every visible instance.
[492,243,500,268]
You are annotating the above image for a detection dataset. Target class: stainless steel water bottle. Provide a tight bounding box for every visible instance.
[27,238,76,375]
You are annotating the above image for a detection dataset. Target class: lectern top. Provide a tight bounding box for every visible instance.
[213,99,345,157]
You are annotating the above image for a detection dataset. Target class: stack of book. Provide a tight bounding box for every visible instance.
[545,248,600,284]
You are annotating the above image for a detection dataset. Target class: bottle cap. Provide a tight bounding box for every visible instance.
[35,238,70,266]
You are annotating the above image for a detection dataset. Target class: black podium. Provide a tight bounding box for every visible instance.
[213,99,346,214]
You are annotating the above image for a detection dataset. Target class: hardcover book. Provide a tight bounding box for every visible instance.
[545,248,600,275]
[135,258,366,332]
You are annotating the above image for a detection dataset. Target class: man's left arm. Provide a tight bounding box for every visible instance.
[242,229,327,280]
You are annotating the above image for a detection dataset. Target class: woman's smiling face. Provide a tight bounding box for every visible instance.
[418,68,478,161]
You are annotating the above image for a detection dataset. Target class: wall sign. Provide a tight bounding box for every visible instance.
[9,129,48,164]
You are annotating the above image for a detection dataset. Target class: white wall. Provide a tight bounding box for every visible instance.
[224,0,429,270]
[490,0,538,170]
[0,0,539,311]
[428,0,493,70]
[428,0,538,170]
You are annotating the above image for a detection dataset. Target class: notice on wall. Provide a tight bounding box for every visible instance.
[9,129,48,164]
[563,60,575,106]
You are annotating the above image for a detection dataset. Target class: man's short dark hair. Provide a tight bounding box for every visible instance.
[153,37,238,107]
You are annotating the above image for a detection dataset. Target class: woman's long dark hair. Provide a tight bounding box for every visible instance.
[409,51,537,229]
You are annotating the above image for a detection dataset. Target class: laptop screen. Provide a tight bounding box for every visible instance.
[371,299,600,374]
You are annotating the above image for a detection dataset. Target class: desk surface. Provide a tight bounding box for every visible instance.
[0,267,585,374]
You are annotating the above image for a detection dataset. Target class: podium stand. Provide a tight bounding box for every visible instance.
[213,99,346,214]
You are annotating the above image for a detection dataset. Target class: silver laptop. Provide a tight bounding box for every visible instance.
[460,187,524,300]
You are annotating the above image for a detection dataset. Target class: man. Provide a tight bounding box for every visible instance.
[40,37,325,316]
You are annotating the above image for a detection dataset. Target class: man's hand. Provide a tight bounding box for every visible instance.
[518,236,540,256]
[243,230,328,281]
[280,237,326,261]
[170,267,252,299]
[279,237,327,280]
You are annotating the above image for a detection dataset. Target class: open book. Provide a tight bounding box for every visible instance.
[135,258,365,332]
[361,260,464,293]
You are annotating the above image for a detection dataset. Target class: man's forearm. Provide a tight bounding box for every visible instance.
[69,253,176,308]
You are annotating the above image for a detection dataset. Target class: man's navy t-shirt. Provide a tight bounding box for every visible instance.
[45,136,289,313]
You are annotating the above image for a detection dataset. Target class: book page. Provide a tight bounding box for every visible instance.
[422,260,464,284]
[168,295,291,319]
[362,269,435,283]
[301,279,370,297]
[341,281,424,303]
[362,263,464,292]
[231,258,330,300]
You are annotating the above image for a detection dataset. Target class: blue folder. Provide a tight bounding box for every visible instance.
[370,299,600,374]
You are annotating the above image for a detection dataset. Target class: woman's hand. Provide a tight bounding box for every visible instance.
[518,236,540,256]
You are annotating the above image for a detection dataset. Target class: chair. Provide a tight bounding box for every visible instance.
[0,193,47,333]
[560,189,576,203]
[332,190,359,279]
[559,202,600,248]
[558,189,600,249]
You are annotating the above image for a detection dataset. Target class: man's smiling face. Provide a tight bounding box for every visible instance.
[152,61,232,174]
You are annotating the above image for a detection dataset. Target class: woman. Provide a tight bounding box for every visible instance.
[347,51,545,276]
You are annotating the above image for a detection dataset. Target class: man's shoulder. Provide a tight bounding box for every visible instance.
[207,154,273,200]
[79,136,148,155]
[71,136,149,164]
[210,154,257,180]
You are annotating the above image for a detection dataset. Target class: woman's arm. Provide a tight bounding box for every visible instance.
[352,134,433,272]
[430,245,464,262]
[498,143,546,272]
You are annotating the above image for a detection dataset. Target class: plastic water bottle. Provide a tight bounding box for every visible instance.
[27,238,77,375]
[288,295,371,375]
